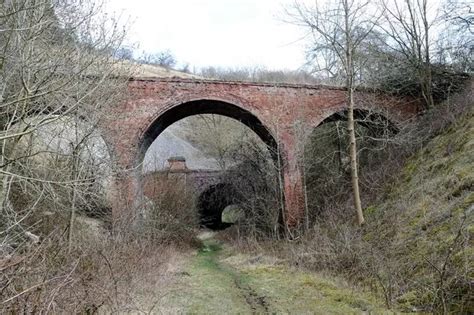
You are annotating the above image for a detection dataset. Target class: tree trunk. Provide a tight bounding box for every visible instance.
[347,86,365,226]
[67,180,77,253]
[422,0,434,109]
[276,131,288,236]
[301,149,310,231]
[0,138,22,230]
[336,121,344,173]
[344,0,365,226]
[68,119,80,253]
[0,173,11,225]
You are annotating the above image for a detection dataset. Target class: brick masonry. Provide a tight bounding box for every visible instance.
[102,78,422,227]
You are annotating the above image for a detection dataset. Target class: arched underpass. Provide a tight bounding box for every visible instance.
[303,108,399,221]
[138,100,278,231]
[197,183,241,230]
[140,109,274,232]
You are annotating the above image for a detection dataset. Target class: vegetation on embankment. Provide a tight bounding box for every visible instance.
[372,105,474,312]
[364,106,473,312]
[254,94,473,313]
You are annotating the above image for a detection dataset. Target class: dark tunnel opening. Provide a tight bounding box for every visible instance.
[197,183,240,230]
[321,109,399,135]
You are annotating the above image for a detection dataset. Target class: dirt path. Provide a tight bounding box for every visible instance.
[138,233,391,314]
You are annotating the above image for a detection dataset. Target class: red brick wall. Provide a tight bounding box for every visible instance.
[103,78,422,227]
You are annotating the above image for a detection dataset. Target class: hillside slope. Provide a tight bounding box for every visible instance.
[366,106,473,312]
[114,61,200,79]
[131,63,200,79]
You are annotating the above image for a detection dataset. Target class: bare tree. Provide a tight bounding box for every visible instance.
[437,0,473,73]
[174,114,263,170]
[288,0,383,225]
[375,0,439,109]
[196,66,320,84]
[138,49,177,69]
[0,0,130,266]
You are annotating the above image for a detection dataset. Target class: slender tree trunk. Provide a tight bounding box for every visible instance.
[422,0,434,109]
[0,138,22,226]
[344,0,365,226]
[276,136,287,236]
[67,179,77,253]
[0,148,8,214]
[336,121,344,173]
[347,85,365,225]
[68,119,80,253]
[301,148,310,231]
[0,172,10,220]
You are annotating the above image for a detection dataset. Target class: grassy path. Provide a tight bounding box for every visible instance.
[155,236,392,314]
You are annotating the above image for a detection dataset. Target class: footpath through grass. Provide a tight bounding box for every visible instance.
[157,234,392,314]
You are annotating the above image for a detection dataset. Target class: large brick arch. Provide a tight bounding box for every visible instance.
[138,98,278,164]
[102,78,421,228]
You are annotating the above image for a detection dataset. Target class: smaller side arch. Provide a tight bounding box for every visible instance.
[303,105,401,146]
[301,106,401,222]
[319,108,399,134]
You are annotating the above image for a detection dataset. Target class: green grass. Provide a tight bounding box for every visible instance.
[240,265,389,314]
[163,239,252,314]
[160,238,391,314]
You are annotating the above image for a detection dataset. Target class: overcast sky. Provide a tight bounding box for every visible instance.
[106,0,310,70]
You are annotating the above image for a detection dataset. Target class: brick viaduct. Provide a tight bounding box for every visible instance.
[102,77,421,227]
